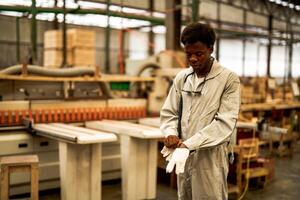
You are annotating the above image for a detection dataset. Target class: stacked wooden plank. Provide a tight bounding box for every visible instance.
[34,123,116,144]
[241,84,254,104]
[86,120,163,139]
[44,30,72,68]
[44,29,96,68]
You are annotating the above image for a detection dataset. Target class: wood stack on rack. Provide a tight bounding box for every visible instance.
[44,29,96,68]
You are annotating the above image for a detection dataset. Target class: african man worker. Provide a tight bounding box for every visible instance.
[160,23,241,200]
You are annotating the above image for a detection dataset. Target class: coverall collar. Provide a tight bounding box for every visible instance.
[184,59,224,91]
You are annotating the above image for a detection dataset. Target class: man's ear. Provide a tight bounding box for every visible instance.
[209,46,214,54]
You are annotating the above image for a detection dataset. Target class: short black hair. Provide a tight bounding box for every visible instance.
[180,23,216,47]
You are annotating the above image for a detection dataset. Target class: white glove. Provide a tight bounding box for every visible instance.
[160,146,174,161]
[166,148,189,174]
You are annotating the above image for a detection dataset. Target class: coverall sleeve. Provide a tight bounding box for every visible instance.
[183,73,240,150]
[160,76,181,137]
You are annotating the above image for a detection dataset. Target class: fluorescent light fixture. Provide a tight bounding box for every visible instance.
[0,11,23,17]
[77,1,106,9]
[0,0,31,6]
[275,0,282,4]
[281,1,288,6]
[288,3,294,8]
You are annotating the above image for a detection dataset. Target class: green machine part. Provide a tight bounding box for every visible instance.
[110,82,130,91]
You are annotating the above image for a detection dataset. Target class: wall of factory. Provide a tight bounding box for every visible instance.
[0,15,130,73]
[0,0,299,77]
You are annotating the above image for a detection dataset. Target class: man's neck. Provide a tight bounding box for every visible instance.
[195,58,213,78]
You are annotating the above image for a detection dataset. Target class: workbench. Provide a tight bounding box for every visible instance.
[85,120,163,200]
[34,123,117,200]
[240,102,300,112]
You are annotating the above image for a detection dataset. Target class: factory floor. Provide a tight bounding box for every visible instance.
[12,142,300,200]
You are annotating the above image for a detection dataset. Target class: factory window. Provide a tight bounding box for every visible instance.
[270,45,285,77]
[292,45,300,77]
[219,39,243,75]
[128,31,148,59]
[154,34,166,54]
[244,42,268,77]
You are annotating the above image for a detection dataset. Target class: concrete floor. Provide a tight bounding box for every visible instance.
[12,142,300,200]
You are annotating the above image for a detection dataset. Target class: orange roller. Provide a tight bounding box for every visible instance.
[0,111,5,125]
[71,108,76,122]
[131,108,135,118]
[60,109,65,123]
[77,109,82,122]
[108,107,113,119]
[22,110,27,120]
[103,108,108,119]
[53,110,58,122]
[47,110,53,123]
[111,107,116,119]
[87,108,92,121]
[119,107,124,119]
[98,108,103,120]
[123,107,128,119]
[41,110,46,123]
[133,106,138,119]
[65,109,70,123]
[142,107,147,117]
[94,108,99,120]
[116,107,120,119]
[92,108,97,120]
[113,107,117,119]
[82,108,87,121]
[35,110,40,123]
[29,110,33,120]
[138,106,143,118]
[8,111,12,125]
[129,107,134,119]
[15,110,20,124]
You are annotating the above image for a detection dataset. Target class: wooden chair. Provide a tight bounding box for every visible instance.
[228,146,243,199]
[238,138,269,188]
[268,126,295,157]
[0,155,39,200]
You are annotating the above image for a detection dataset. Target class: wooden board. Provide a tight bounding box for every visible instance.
[241,102,300,112]
[86,120,163,139]
[72,48,96,67]
[31,100,106,110]
[138,117,160,128]
[0,155,38,165]
[107,98,147,108]
[34,123,117,144]
[44,49,72,68]
[0,100,29,111]
[44,29,95,49]
[67,29,95,48]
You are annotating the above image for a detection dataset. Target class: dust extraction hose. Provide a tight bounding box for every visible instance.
[0,65,96,77]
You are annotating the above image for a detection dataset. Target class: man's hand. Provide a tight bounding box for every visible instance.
[164,135,180,148]
[177,141,188,148]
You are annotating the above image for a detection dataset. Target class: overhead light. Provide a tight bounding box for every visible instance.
[288,3,294,9]
[281,1,288,6]
[275,0,282,4]
[269,0,275,2]
[296,5,300,10]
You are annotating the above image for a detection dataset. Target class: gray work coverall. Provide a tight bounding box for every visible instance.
[160,60,240,200]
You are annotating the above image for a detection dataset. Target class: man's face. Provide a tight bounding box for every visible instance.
[184,41,213,74]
